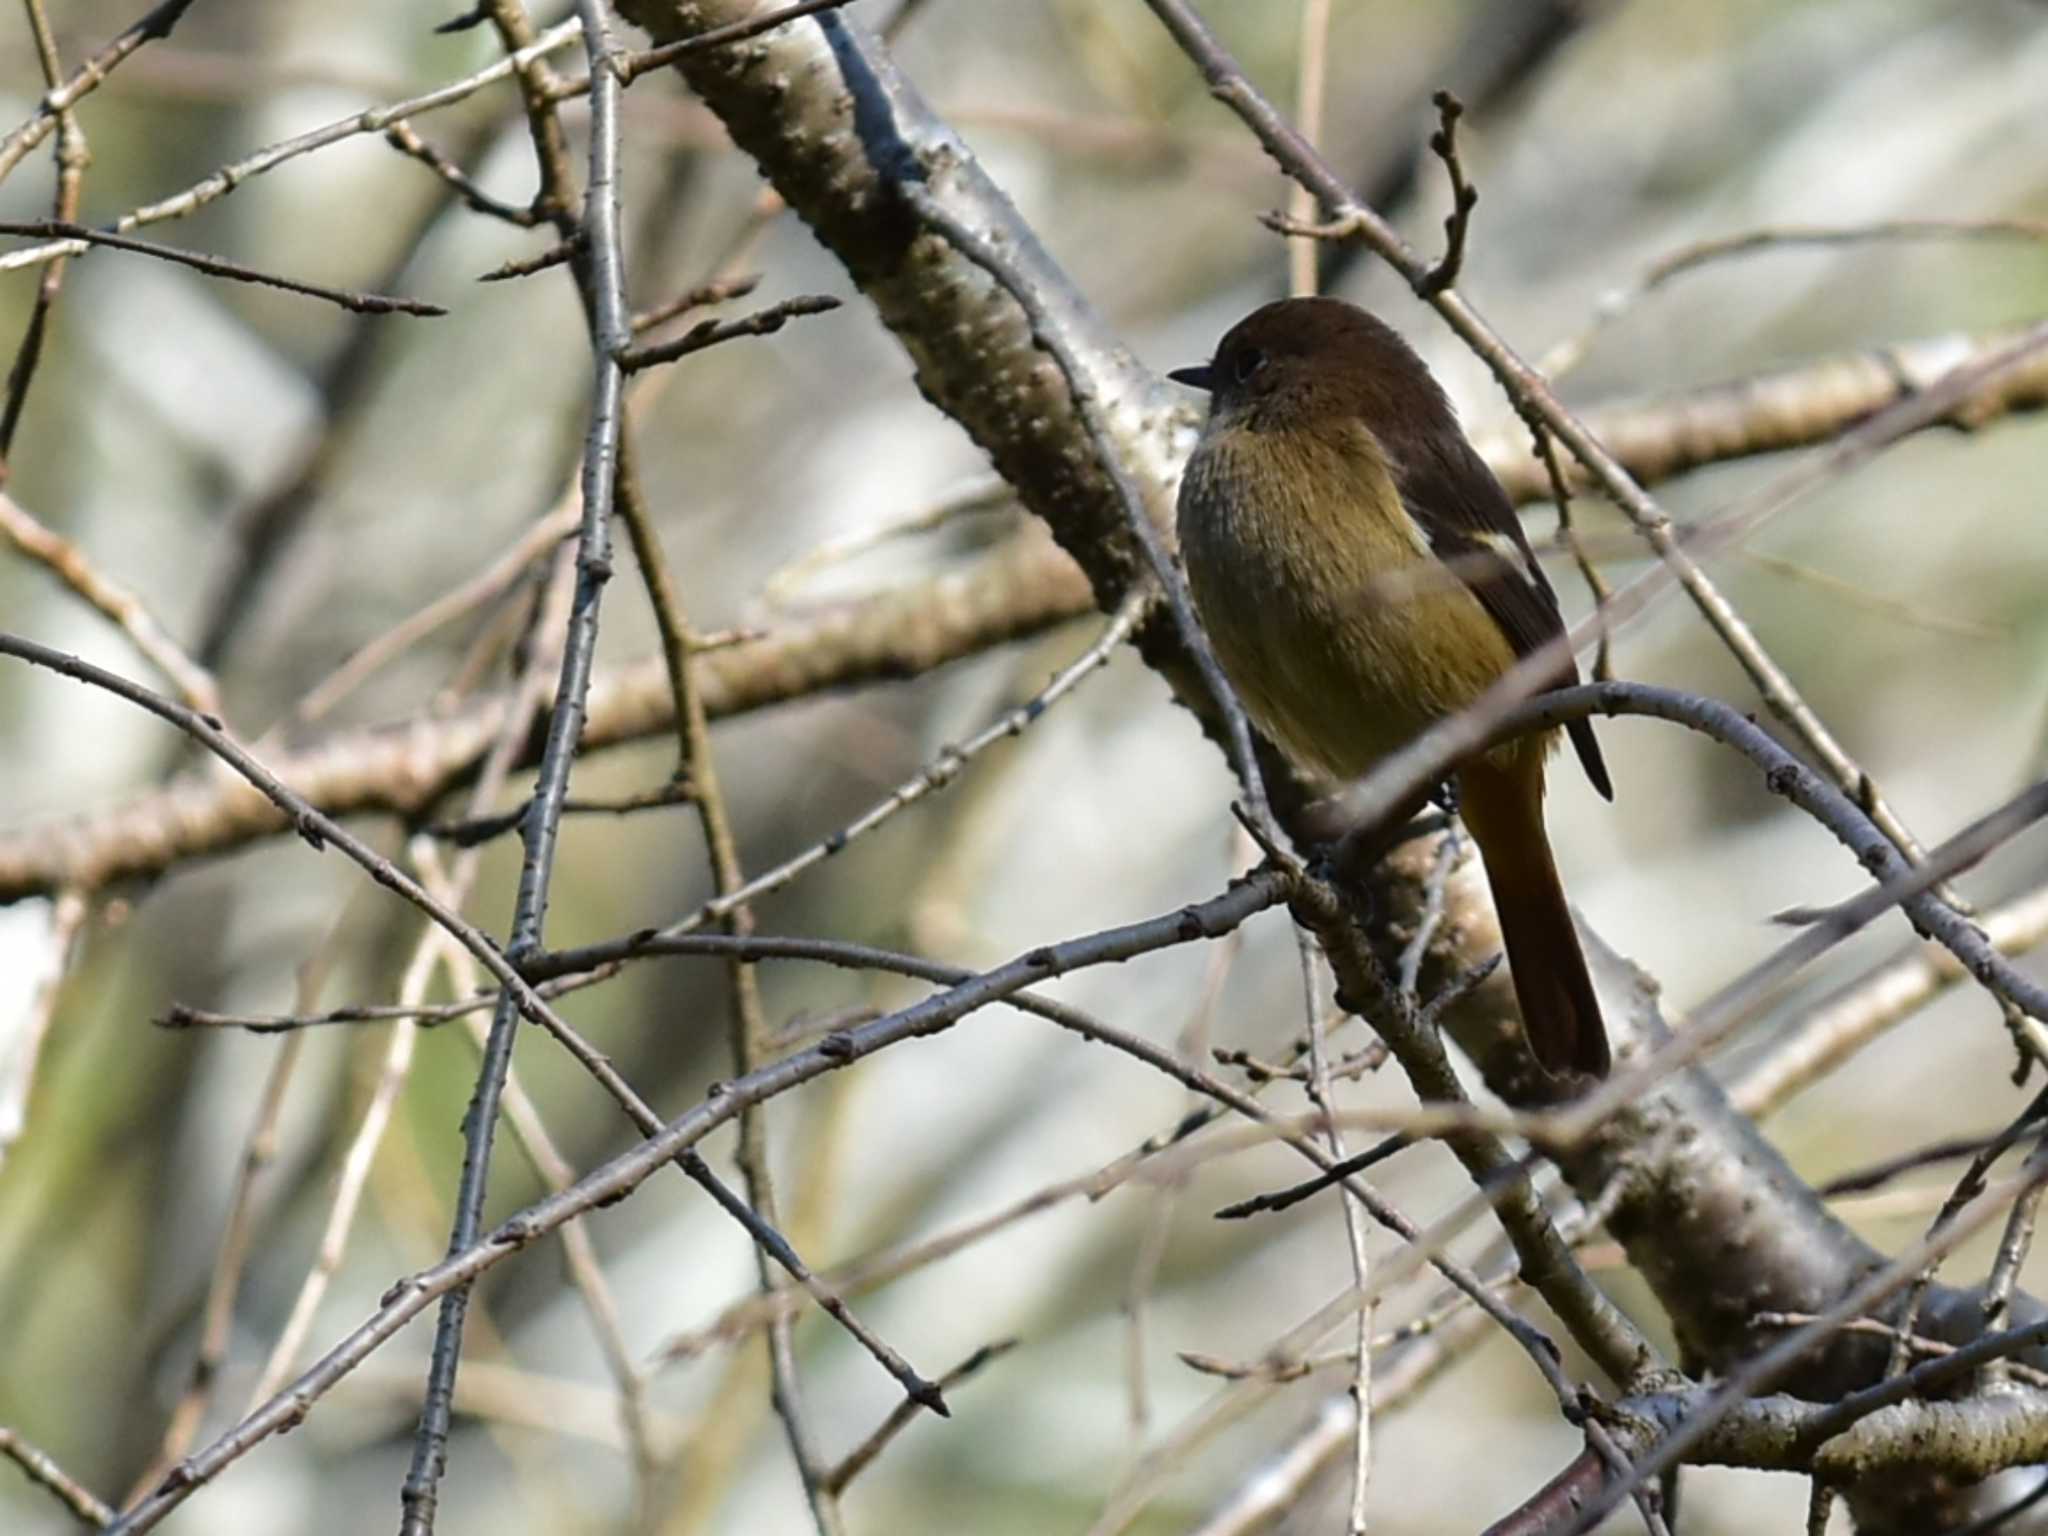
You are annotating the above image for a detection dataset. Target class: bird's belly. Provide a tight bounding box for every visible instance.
[1181,457,1522,782]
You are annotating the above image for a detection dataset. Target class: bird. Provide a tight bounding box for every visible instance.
[1170,296,1612,1078]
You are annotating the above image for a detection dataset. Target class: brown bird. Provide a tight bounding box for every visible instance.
[1171,297,1613,1078]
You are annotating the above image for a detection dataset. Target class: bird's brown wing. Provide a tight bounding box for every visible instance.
[1396,432,1612,801]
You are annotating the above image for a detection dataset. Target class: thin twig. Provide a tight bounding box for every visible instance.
[1288,868,1656,1390]
[629,270,762,333]
[0,630,603,1046]
[1524,416,1614,679]
[288,503,579,726]
[1732,881,2048,1119]
[1539,217,2048,379]
[108,871,1290,1535]
[126,915,356,1503]
[0,18,586,283]
[1561,1154,2048,1532]
[0,1424,114,1528]
[1417,90,1476,296]
[1889,1096,2048,1379]
[443,918,662,1499]
[1396,826,1461,1001]
[759,478,1014,604]
[250,555,571,1420]
[0,0,89,466]
[1289,920,1375,1533]
[427,781,697,846]
[611,0,867,84]
[615,292,841,371]
[0,493,222,714]
[0,0,197,186]
[0,220,445,314]
[382,120,543,227]
[478,239,577,282]
[613,331,852,1536]
[822,1340,1017,1495]
[1750,1312,2048,1392]
[1285,0,1331,298]
[398,1,626,1525]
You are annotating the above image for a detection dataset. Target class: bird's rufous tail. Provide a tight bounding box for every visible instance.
[1455,758,1610,1079]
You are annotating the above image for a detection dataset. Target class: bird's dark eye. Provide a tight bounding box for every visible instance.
[1232,346,1268,384]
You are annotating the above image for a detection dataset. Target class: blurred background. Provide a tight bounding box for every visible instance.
[4,0,2048,1531]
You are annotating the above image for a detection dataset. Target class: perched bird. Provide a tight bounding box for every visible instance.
[1171,297,1612,1078]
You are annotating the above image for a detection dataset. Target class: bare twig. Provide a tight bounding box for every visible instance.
[759,478,1015,603]
[611,0,867,84]
[629,269,761,333]
[1284,0,1332,298]
[427,780,697,845]
[398,2,628,1525]
[0,1424,114,1528]
[1539,217,2048,379]
[1417,90,1476,296]
[107,870,1290,1534]
[243,552,565,1406]
[0,631,593,1041]
[822,1340,1017,1495]
[1730,879,2048,1119]
[0,19,586,281]
[0,0,198,186]
[1561,1155,2048,1532]
[0,493,222,715]
[478,239,578,282]
[615,292,841,370]
[0,0,89,467]
[1295,930,1375,1534]
[126,913,360,1502]
[1751,1312,2048,1391]
[382,120,543,227]
[0,524,1095,900]
[288,503,580,726]
[0,221,446,315]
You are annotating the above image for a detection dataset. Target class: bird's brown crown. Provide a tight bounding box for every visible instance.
[1195,297,1458,444]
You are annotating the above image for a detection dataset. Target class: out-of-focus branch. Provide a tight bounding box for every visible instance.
[0,1423,114,1528]
[1478,323,2048,503]
[0,0,199,186]
[0,0,89,469]
[1732,880,2048,1120]
[0,492,221,715]
[1539,218,2048,379]
[0,526,1091,899]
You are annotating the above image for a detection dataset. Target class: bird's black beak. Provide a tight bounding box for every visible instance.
[1167,363,1214,392]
